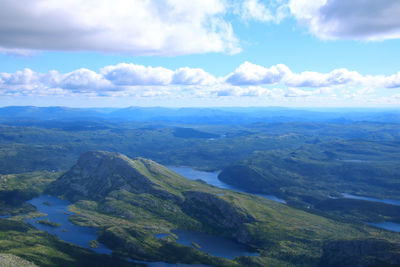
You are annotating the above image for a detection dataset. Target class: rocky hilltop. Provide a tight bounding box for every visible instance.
[47,151,165,201]
[47,151,254,240]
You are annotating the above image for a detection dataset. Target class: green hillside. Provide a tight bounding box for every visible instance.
[44,151,400,266]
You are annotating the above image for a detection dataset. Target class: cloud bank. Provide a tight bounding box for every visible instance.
[1,62,399,105]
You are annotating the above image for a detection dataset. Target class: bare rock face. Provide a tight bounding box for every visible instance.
[0,254,38,267]
[47,151,157,201]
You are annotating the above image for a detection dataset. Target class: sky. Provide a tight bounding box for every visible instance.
[1,0,400,108]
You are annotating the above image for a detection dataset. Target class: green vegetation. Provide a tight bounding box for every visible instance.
[1,113,400,266]
[89,240,99,248]
[0,171,57,216]
[3,120,400,174]
[219,138,400,224]
[46,151,400,266]
[0,219,140,267]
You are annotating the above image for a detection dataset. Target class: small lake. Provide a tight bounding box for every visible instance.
[167,166,286,204]
[26,195,112,255]
[368,222,400,233]
[173,229,258,259]
[342,193,400,206]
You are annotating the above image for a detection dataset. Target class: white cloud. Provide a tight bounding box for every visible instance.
[226,62,374,88]
[0,0,240,55]
[284,87,314,97]
[102,63,174,86]
[1,62,400,104]
[289,0,400,41]
[172,67,217,85]
[0,68,39,85]
[57,69,113,91]
[384,72,400,88]
[284,68,363,87]
[237,0,289,23]
[225,61,290,85]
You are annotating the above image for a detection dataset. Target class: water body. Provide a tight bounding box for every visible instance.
[173,229,258,259]
[342,193,400,206]
[341,193,400,233]
[27,196,214,266]
[368,222,400,233]
[167,166,286,204]
[26,195,112,255]
[154,233,169,239]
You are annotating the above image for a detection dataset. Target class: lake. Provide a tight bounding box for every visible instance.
[172,229,258,259]
[26,195,112,255]
[368,222,400,233]
[167,166,286,204]
[340,193,400,233]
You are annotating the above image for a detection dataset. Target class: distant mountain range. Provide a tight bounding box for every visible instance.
[1,106,400,124]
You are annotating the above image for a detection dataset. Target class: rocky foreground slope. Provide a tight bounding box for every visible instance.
[47,151,400,266]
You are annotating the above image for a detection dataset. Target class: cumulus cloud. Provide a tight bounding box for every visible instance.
[226,62,372,88]
[0,63,219,97]
[1,62,399,103]
[289,0,400,40]
[284,69,363,87]
[384,72,400,88]
[225,61,290,85]
[172,67,217,85]
[0,0,240,55]
[101,63,174,86]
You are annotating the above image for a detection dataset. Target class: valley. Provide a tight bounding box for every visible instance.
[1,107,400,266]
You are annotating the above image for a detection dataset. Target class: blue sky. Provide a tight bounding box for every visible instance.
[1,0,400,107]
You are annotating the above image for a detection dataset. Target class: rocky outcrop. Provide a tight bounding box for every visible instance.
[0,254,38,267]
[181,190,255,242]
[319,239,400,267]
[47,151,171,201]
